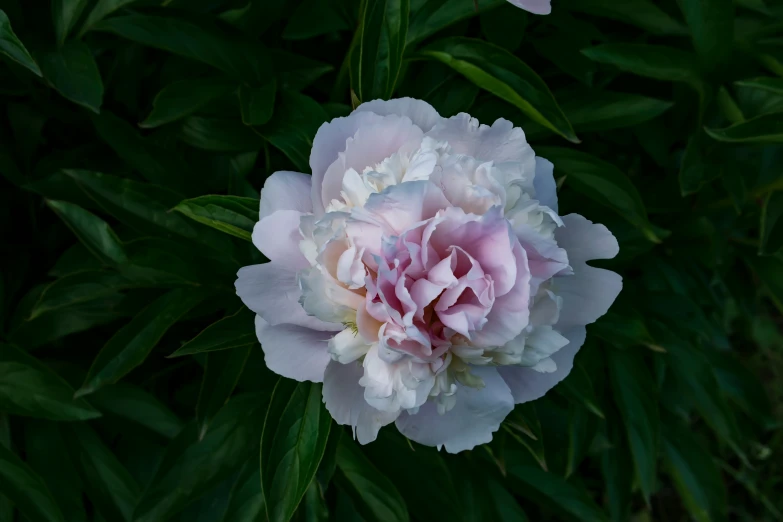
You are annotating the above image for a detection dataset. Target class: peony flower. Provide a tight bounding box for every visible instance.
[507,0,551,15]
[236,98,621,453]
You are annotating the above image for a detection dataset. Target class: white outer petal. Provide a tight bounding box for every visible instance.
[259,171,313,220]
[255,315,334,383]
[395,366,514,453]
[533,157,558,212]
[507,0,551,15]
[356,98,442,133]
[252,211,310,270]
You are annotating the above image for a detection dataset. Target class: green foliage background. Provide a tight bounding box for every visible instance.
[1,0,782,521]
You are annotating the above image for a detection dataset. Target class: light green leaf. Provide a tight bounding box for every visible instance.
[506,464,608,522]
[335,439,409,522]
[240,80,276,126]
[261,379,332,522]
[421,37,577,142]
[760,190,783,254]
[582,43,703,92]
[38,41,104,113]
[0,441,65,522]
[678,0,734,73]
[0,342,101,421]
[607,349,659,505]
[76,288,205,397]
[559,0,687,35]
[95,15,271,83]
[174,195,258,241]
[169,307,256,358]
[62,423,141,522]
[133,394,268,522]
[353,0,409,101]
[0,9,42,76]
[196,345,251,440]
[46,199,128,265]
[140,77,237,129]
[53,0,90,45]
[705,111,783,143]
[89,383,183,438]
[536,146,664,242]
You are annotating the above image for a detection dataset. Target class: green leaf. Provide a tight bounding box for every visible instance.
[169,307,256,357]
[240,80,276,126]
[678,0,734,73]
[76,287,205,397]
[46,199,128,265]
[679,130,723,196]
[257,91,328,171]
[261,379,332,522]
[196,345,251,440]
[559,0,687,35]
[353,0,409,101]
[0,441,65,522]
[407,0,505,44]
[220,463,265,522]
[28,271,134,320]
[62,423,141,522]
[133,393,268,522]
[582,43,703,91]
[38,41,104,113]
[506,464,608,522]
[565,404,598,478]
[335,439,409,522]
[0,9,42,76]
[536,146,664,242]
[0,342,101,421]
[662,416,728,522]
[180,116,265,152]
[747,255,783,314]
[504,403,548,471]
[95,15,271,83]
[79,0,138,35]
[420,38,577,142]
[53,0,90,45]
[560,91,673,133]
[557,361,605,419]
[607,348,659,505]
[284,0,350,40]
[140,77,238,129]
[705,111,783,143]
[761,190,783,254]
[601,409,633,522]
[174,195,258,242]
[735,77,783,96]
[89,383,183,439]
[271,50,334,92]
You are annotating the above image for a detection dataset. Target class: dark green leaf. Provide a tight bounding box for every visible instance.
[240,80,276,126]
[407,0,505,44]
[480,3,527,52]
[0,342,101,421]
[95,15,271,83]
[46,199,128,265]
[662,416,728,522]
[0,9,42,76]
[261,379,332,522]
[747,255,783,314]
[62,423,141,522]
[220,463,265,522]
[133,393,268,522]
[607,348,659,505]
[560,0,687,35]
[196,345,251,439]
[353,0,409,101]
[28,271,135,320]
[76,287,205,397]
[760,190,783,254]
[536,146,664,242]
[38,41,104,113]
[79,0,138,35]
[601,409,633,522]
[53,0,90,45]
[257,92,328,171]
[705,112,783,143]
[284,0,350,40]
[565,404,598,478]
[504,403,548,471]
[561,91,673,132]
[180,116,265,152]
[271,50,333,91]
[735,77,783,96]
[169,307,256,357]
[678,0,734,73]
[141,77,238,129]
[0,440,65,522]
[421,37,577,142]
[174,195,258,241]
[506,464,608,522]
[558,361,604,419]
[89,383,183,438]
[335,439,409,522]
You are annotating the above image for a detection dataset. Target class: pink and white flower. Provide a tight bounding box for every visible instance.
[507,0,551,15]
[235,98,621,452]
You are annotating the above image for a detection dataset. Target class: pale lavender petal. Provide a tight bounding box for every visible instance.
[533,157,557,212]
[259,171,313,220]
[554,214,622,329]
[235,264,340,331]
[395,366,514,453]
[356,98,442,133]
[323,360,400,444]
[255,315,334,383]
[508,0,551,15]
[252,210,309,270]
